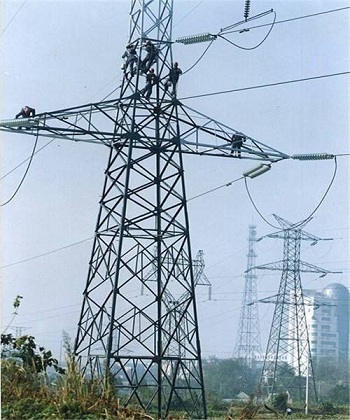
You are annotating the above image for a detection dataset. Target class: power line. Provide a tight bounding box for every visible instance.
[182,39,216,75]
[1,84,121,181]
[180,6,349,76]
[1,236,94,269]
[0,0,28,37]
[218,10,276,51]
[223,6,350,35]
[181,9,277,74]
[2,153,346,270]
[179,71,350,100]
[2,175,243,269]
[1,133,39,206]
[187,175,244,202]
[173,0,205,28]
[244,156,338,229]
[1,138,55,181]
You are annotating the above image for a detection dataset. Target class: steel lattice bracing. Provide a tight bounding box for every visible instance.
[73,2,208,417]
[0,1,290,418]
[234,225,262,368]
[141,249,211,360]
[254,215,333,404]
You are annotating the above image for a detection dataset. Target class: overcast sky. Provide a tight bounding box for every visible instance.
[1,0,349,360]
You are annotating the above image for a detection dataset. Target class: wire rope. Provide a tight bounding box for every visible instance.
[179,5,349,76]
[244,156,338,230]
[218,10,276,51]
[1,236,94,269]
[1,84,122,182]
[181,10,276,75]
[1,132,39,206]
[181,39,216,75]
[2,313,18,335]
[187,175,244,202]
[1,154,344,269]
[1,138,55,181]
[0,0,28,37]
[173,0,205,28]
[222,6,350,35]
[179,71,350,101]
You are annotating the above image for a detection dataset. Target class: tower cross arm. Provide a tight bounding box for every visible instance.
[245,260,285,272]
[256,215,335,243]
[1,98,290,163]
[247,260,341,275]
[0,98,125,146]
[171,103,290,162]
[299,261,341,275]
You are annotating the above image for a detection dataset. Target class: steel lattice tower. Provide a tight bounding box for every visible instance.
[0,1,290,417]
[253,215,334,404]
[141,249,211,360]
[234,225,263,368]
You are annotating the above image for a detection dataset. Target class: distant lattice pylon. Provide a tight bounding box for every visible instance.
[252,215,336,405]
[234,225,263,367]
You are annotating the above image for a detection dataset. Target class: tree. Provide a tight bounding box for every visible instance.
[329,384,350,405]
[203,357,259,400]
[1,333,64,374]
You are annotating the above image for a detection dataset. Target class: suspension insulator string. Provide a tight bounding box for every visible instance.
[244,0,251,21]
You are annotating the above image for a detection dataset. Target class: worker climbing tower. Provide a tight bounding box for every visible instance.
[0,1,290,418]
[251,215,335,406]
[234,225,263,368]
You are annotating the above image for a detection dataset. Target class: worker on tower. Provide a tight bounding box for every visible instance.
[121,44,138,79]
[15,106,36,119]
[140,40,158,73]
[141,68,158,99]
[164,62,182,96]
[230,133,246,158]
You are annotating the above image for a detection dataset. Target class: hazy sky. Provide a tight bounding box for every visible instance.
[1,0,349,360]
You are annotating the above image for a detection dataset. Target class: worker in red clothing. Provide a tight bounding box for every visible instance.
[15,106,36,119]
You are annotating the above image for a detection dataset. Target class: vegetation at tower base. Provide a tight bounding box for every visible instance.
[1,334,349,419]
[0,333,156,419]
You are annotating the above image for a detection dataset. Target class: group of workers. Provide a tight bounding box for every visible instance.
[13,41,246,158]
[121,39,183,98]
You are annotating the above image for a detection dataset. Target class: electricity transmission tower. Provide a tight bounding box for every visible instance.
[1,1,289,417]
[234,225,263,368]
[251,215,335,405]
[140,249,211,360]
[193,250,212,300]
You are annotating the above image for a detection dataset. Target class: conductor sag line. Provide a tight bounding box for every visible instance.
[179,71,350,100]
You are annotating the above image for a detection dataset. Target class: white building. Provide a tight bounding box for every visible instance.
[304,283,349,361]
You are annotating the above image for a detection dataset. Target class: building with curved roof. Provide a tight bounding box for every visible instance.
[304,283,349,361]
